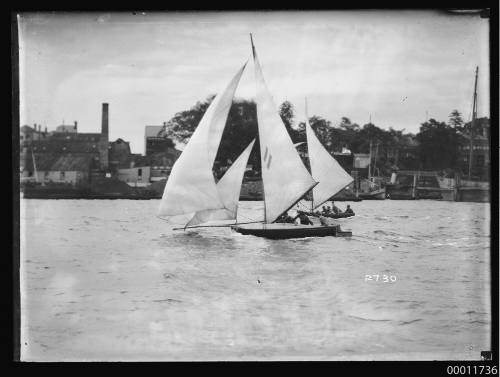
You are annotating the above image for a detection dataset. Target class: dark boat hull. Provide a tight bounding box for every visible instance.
[231,223,352,239]
[358,190,386,200]
[331,196,362,202]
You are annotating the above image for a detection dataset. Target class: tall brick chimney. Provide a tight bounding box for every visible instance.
[99,103,109,170]
[101,103,109,137]
[74,121,78,132]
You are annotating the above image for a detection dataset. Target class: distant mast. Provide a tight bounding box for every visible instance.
[468,66,478,180]
[31,149,38,183]
[368,140,372,179]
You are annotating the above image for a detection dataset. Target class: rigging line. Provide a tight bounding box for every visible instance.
[296,200,310,211]
[312,179,354,211]
[272,181,319,223]
[466,69,476,123]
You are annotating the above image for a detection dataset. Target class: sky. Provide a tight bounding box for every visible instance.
[18,11,490,154]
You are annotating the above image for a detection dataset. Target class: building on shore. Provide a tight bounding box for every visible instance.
[117,166,151,187]
[141,124,181,182]
[20,106,182,193]
[109,138,133,171]
[20,103,110,185]
[23,154,94,186]
[108,124,181,187]
[145,124,172,155]
[20,124,49,143]
[55,122,78,133]
[352,153,370,178]
[458,117,490,181]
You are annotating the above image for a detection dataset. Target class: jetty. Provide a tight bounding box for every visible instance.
[386,170,489,202]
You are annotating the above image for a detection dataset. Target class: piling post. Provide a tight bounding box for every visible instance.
[412,173,418,199]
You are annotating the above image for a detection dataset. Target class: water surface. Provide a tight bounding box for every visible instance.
[20,199,491,360]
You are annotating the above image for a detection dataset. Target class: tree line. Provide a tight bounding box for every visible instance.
[160,95,489,178]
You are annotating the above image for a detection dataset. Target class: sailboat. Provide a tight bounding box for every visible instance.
[296,99,355,219]
[357,140,386,200]
[158,35,352,239]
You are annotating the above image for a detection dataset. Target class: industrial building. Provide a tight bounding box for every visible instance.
[20,103,110,186]
[20,103,183,194]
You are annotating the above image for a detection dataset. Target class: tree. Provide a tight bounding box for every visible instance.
[279,101,294,130]
[339,117,359,132]
[162,95,216,143]
[308,116,332,146]
[338,117,360,151]
[279,100,304,143]
[163,95,472,177]
[416,118,461,170]
[215,99,259,172]
[448,109,464,128]
[163,95,260,173]
[349,122,386,154]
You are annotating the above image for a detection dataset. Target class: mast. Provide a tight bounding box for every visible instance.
[368,140,372,179]
[468,66,478,180]
[305,97,313,211]
[251,33,316,223]
[373,141,379,178]
[250,33,256,58]
[31,149,39,183]
[250,33,267,223]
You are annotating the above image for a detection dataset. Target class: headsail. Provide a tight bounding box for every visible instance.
[158,62,247,217]
[186,139,256,227]
[305,108,354,209]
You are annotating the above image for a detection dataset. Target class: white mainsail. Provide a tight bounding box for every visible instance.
[305,115,354,209]
[186,139,256,227]
[251,36,317,223]
[158,62,247,218]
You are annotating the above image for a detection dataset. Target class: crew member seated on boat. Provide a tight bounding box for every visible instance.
[318,215,329,226]
[309,210,328,225]
[322,206,331,215]
[276,211,295,223]
[331,201,342,214]
[298,212,314,225]
[344,205,354,215]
